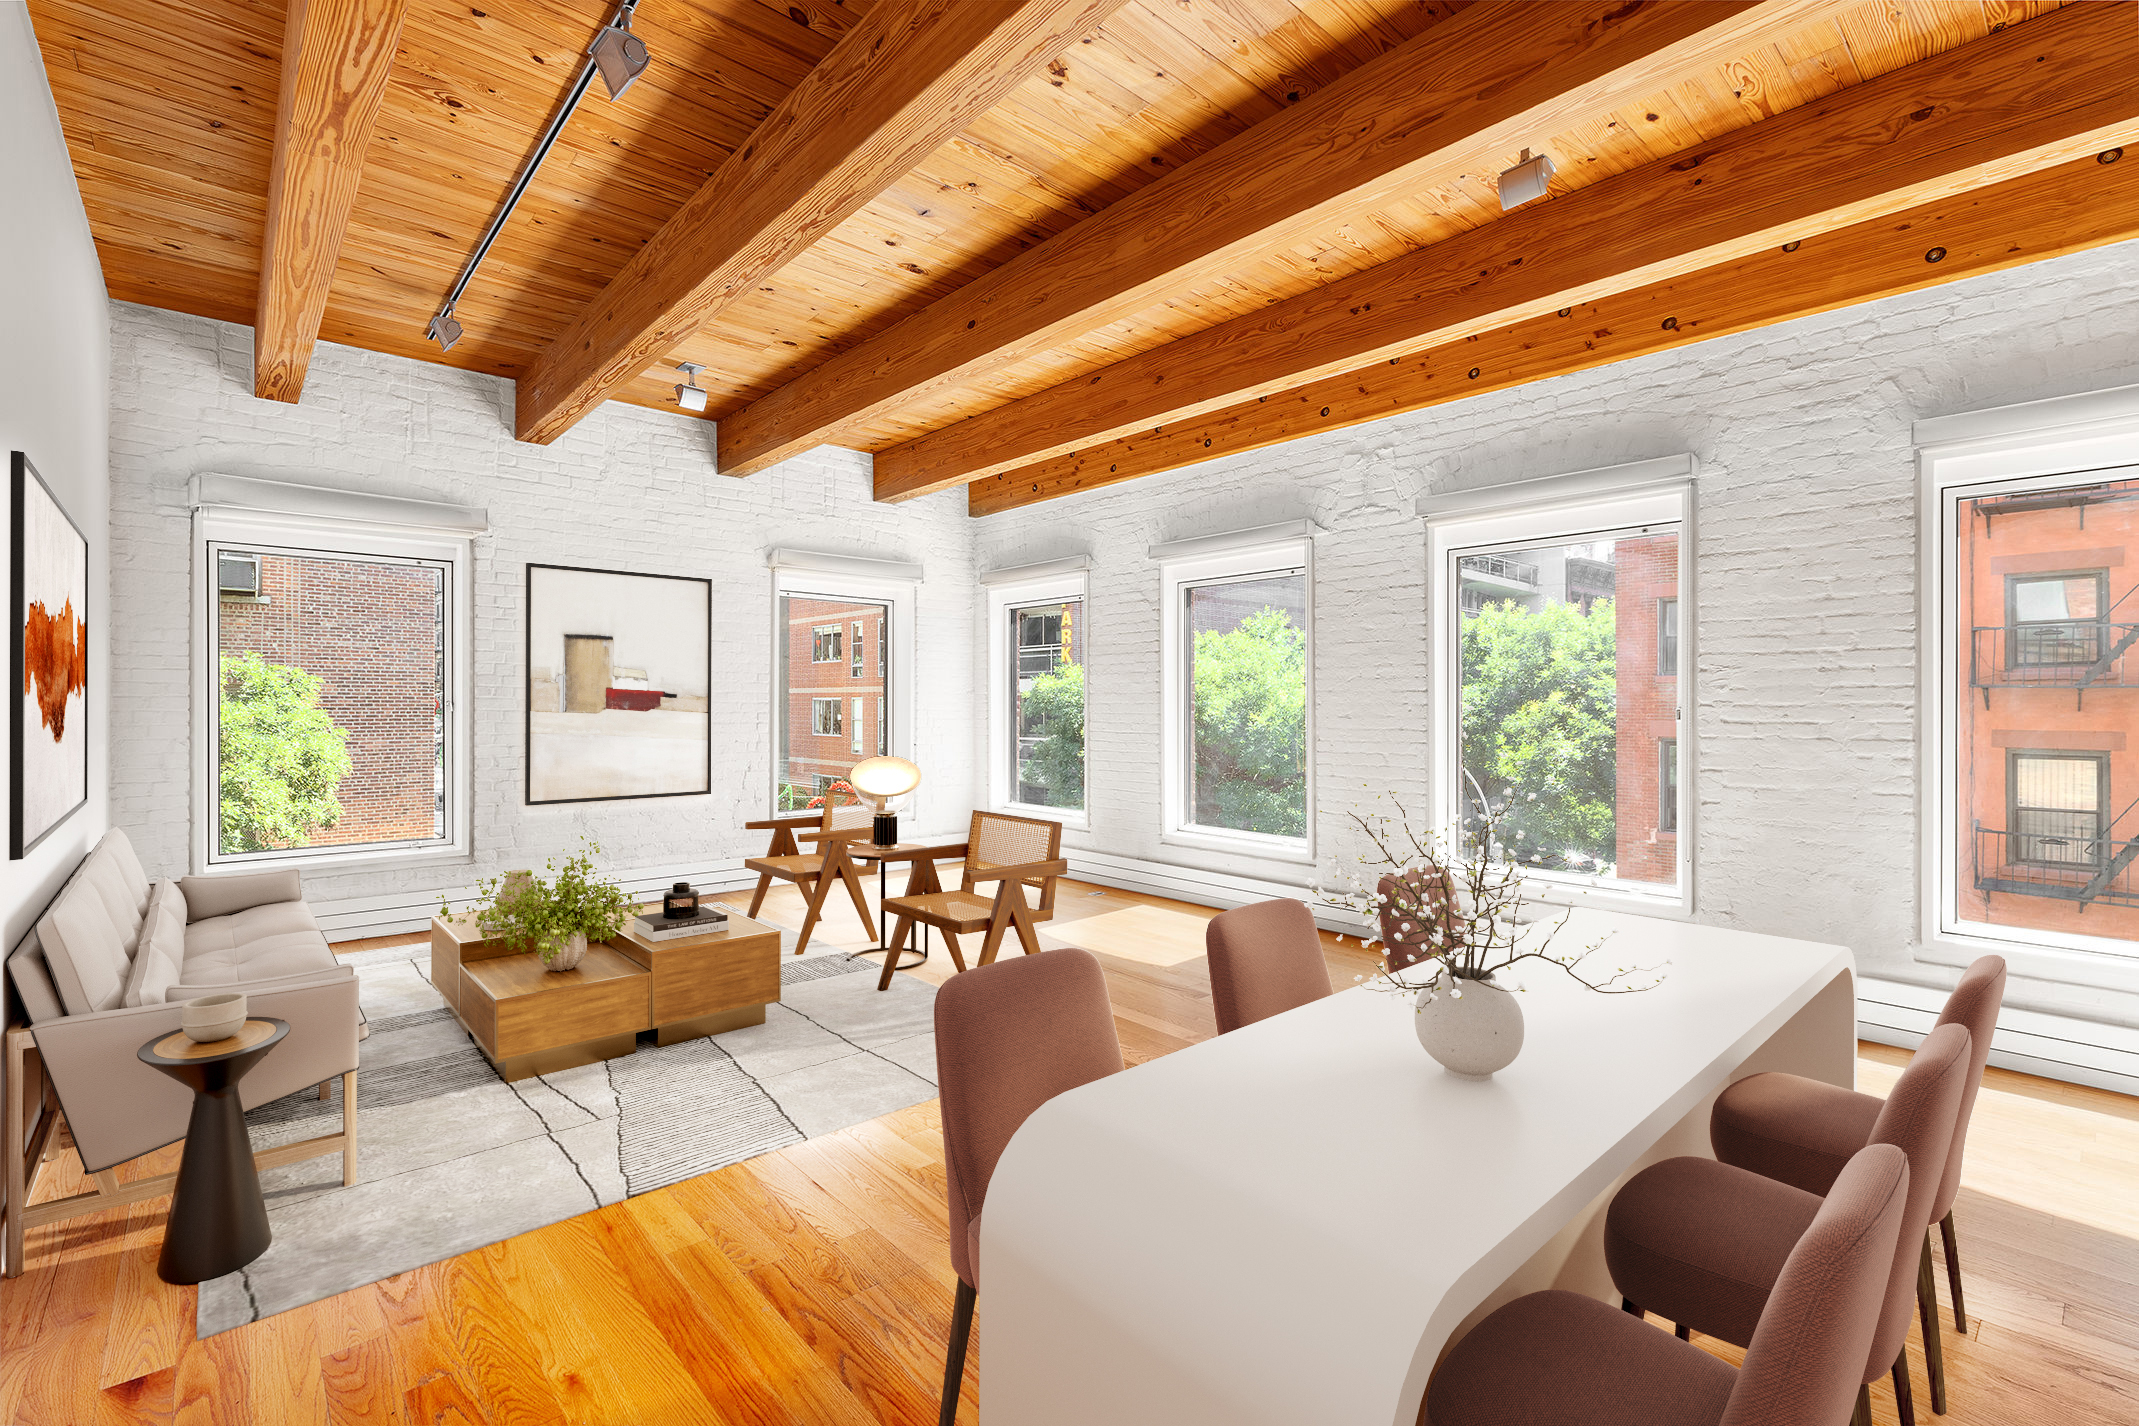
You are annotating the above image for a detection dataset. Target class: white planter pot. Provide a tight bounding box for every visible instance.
[1414,976,1523,1079]
[546,931,589,973]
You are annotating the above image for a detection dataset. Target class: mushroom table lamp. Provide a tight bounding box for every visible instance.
[849,756,921,846]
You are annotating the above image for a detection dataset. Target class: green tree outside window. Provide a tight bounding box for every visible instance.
[1192,607,1307,838]
[218,651,352,853]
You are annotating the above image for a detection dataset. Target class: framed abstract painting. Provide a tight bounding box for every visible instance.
[525,563,711,804]
[11,452,89,858]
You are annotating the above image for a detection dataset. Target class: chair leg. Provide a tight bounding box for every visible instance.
[877,916,916,992]
[1940,1210,1967,1334]
[341,1070,359,1187]
[1675,1322,1690,1341]
[317,1080,331,1101]
[940,930,967,973]
[747,872,773,921]
[939,1279,976,1426]
[794,874,832,955]
[1851,1383,1873,1426]
[839,859,874,928]
[1621,1298,1643,1317]
[1891,1348,1915,1426]
[1917,1231,1946,1413]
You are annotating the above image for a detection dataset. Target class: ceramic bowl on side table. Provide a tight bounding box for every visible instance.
[180,992,247,1043]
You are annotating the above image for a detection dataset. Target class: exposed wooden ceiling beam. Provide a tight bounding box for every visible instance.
[881,1,2139,503]
[253,0,409,403]
[968,151,2139,516]
[716,0,1847,478]
[512,0,1127,446]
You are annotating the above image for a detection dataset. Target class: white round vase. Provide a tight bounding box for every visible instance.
[546,932,589,973]
[1414,977,1523,1079]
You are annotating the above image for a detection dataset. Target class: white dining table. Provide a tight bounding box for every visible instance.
[980,909,1856,1426]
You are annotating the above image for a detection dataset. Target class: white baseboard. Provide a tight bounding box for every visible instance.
[1857,975,2139,1099]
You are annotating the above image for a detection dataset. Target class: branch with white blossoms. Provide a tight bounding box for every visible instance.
[1310,787,1666,1003]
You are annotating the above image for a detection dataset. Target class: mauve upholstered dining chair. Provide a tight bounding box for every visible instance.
[1605,1022,1971,1426]
[1205,898,1331,1034]
[932,947,1122,1426]
[1428,1143,1912,1426]
[1711,954,2007,1406]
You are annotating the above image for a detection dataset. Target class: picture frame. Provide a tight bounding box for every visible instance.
[524,563,712,805]
[11,451,90,859]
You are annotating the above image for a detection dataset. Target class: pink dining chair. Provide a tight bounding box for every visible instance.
[1205,898,1331,1034]
[1428,1142,1911,1426]
[1605,1023,1971,1426]
[1710,954,2006,1405]
[932,947,1122,1426]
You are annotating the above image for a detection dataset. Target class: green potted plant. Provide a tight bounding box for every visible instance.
[450,838,635,972]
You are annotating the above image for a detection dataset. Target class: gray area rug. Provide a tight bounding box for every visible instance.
[197,934,939,1336]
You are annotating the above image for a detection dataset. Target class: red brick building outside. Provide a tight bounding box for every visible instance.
[218,551,444,846]
[1957,477,2139,943]
[1613,535,1679,886]
[779,596,888,808]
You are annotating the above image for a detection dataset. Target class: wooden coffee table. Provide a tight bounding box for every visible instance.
[429,909,782,1081]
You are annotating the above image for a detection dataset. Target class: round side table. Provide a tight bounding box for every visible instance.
[137,1017,288,1285]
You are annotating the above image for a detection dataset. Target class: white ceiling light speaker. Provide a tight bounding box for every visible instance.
[588,11,652,101]
[426,306,463,353]
[1498,148,1555,211]
[674,362,708,413]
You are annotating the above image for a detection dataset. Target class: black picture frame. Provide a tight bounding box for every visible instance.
[11,451,91,859]
[524,562,713,805]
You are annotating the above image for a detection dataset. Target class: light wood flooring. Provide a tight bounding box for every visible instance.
[3,875,2135,1424]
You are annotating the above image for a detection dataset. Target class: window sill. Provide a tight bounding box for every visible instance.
[1519,875,1692,921]
[1161,826,1316,866]
[199,844,472,878]
[994,803,1091,832]
[1918,928,2139,996]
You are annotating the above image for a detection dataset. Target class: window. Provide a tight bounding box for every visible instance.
[2004,571,2107,667]
[1928,456,2139,964]
[772,563,911,813]
[2007,751,2106,866]
[1428,468,1691,910]
[986,570,1088,821]
[195,507,471,872]
[1159,533,1311,858]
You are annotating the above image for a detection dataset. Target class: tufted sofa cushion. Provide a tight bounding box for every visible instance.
[36,829,153,1015]
[121,881,188,1007]
[180,898,334,985]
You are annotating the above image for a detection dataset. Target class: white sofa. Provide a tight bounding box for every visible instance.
[3,829,361,1277]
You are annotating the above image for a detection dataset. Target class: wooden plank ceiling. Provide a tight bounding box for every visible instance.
[31,0,2133,516]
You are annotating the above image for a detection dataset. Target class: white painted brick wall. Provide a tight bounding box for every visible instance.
[972,238,2139,1030]
[107,302,976,913]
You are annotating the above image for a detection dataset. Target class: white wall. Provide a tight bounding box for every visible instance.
[0,3,111,949]
[106,302,976,918]
[973,236,2139,1032]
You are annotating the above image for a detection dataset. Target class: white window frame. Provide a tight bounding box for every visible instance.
[191,506,474,874]
[1917,381,2139,994]
[1426,464,1694,916]
[812,697,843,736]
[985,568,1090,829]
[770,563,916,818]
[1159,531,1314,864]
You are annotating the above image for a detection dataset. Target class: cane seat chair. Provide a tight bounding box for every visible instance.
[875,811,1065,991]
[742,792,876,955]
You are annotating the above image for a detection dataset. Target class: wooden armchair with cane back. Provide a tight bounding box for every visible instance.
[875,811,1066,991]
[742,788,877,955]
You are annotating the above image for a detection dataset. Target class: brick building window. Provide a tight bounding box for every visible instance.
[1427,467,1691,910]
[812,697,843,736]
[812,626,842,663]
[195,496,473,872]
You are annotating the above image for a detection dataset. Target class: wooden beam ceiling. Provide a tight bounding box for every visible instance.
[713,0,1852,478]
[883,0,2139,503]
[968,148,2139,515]
[253,0,409,403]
[513,0,1130,446]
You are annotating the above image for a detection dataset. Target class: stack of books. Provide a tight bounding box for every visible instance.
[633,906,730,942]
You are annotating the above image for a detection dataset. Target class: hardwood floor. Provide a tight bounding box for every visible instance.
[4,877,2135,1424]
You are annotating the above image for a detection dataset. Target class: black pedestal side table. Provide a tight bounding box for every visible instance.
[136,1017,288,1284]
